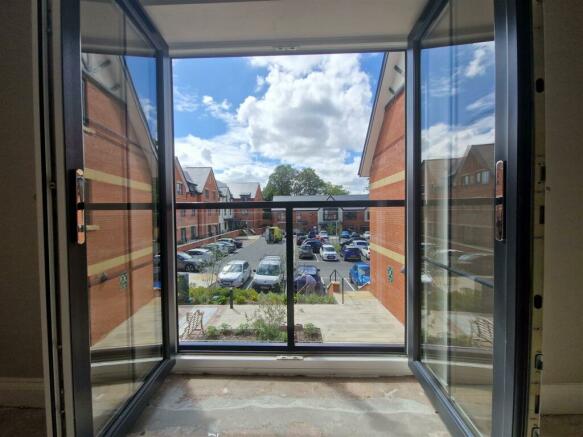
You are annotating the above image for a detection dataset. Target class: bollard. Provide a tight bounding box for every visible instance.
[229,287,234,309]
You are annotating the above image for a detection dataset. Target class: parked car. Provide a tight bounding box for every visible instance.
[186,248,213,265]
[362,231,371,240]
[302,238,322,253]
[340,230,351,239]
[202,243,226,259]
[296,233,307,246]
[349,262,370,287]
[360,245,370,260]
[218,260,251,288]
[252,256,285,292]
[218,237,241,249]
[299,244,315,259]
[319,244,339,261]
[216,240,236,253]
[176,252,203,272]
[318,230,328,240]
[293,265,323,294]
[308,229,317,238]
[341,245,362,261]
[351,239,369,250]
[232,238,244,248]
[350,232,360,238]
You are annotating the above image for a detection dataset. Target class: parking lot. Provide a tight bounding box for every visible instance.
[188,234,366,290]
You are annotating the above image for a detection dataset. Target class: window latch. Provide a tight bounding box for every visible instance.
[495,160,505,242]
[75,169,86,245]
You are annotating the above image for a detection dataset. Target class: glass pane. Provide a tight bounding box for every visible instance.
[419,0,495,435]
[81,0,162,433]
[177,207,287,345]
[292,206,404,345]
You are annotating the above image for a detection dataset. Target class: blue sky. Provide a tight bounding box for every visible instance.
[171,53,384,193]
[123,45,495,193]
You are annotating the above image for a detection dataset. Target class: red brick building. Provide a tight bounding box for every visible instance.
[359,52,406,323]
[182,166,220,240]
[228,182,266,232]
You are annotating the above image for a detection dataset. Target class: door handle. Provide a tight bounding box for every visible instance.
[495,160,505,242]
[75,168,86,245]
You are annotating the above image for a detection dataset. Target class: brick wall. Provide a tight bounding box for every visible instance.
[368,90,406,323]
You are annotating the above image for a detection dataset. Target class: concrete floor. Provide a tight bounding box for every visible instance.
[540,414,583,437]
[0,407,46,437]
[128,375,451,437]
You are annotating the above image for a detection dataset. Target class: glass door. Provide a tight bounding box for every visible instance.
[407,0,532,435]
[59,0,174,434]
[407,0,505,435]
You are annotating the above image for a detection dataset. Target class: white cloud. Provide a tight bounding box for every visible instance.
[174,87,199,112]
[421,114,495,160]
[176,53,375,193]
[464,42,495,78]
[466,92,495,112]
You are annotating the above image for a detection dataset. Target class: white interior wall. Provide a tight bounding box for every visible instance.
[0,0,46,408]
[540,0,583,415]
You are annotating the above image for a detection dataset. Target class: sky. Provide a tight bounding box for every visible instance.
[171,53,384,194]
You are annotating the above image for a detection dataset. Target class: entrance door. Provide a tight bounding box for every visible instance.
[59,0,174,434]
[406,0,531,435]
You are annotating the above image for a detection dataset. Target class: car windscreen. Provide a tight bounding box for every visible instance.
[256,263,280,275]
[322,246,334,252]
[358,267,370,276]
[223,264,243,273]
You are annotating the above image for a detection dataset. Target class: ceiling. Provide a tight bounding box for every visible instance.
[140,0,430,57]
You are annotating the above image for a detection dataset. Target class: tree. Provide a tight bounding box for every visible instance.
[262,164,350,199]
[322,182,349,196]
[292,168,325,195]
[262,164,298,200]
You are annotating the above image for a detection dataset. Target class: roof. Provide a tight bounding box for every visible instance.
[228,182,261,199]
[216,180,232,198]
[272,194,368,202]
[359,52,406,177]
[183,167,213,190]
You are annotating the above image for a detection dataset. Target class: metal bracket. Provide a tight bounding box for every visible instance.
[495,160,506,241]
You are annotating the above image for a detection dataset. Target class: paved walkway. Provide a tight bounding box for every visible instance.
[179,290,404,344]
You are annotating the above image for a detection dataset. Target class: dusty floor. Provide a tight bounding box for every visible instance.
[0,407,46,437]
[540,414,583,437]
[128,375,450,437]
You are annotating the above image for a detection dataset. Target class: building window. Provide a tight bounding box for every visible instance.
[205,189,209,199]
[192,209,196,216]
[180,228,187,243]
[481,170,490,184]
[181,209,186,217]
[323,208,338,221]
[344,211,357,220]
[241,209,248,215]
[176,182,183,195]
[190,226,196,240]
[364,209,370,222]
[462,175,470,186]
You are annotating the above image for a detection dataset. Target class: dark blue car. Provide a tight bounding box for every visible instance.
[302,238,322,253]
[349,262,370,287]
[340,230,351,239]
[341,245,361,261]
[293,265,324,294]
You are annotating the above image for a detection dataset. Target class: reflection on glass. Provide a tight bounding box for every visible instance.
[176,207,287,344]
[419,0,495,435]
[81,0,162,433]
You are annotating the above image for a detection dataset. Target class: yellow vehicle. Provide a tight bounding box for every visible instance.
[265,226,283,244]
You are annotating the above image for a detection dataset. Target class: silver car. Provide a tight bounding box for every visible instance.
[218,260,251,288]
[252,256,285,292]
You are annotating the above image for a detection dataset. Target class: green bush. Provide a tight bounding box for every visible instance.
[296,294,336,304]
[218,323,232,335]
[205,326,219,339]
[253,319,286,342]
[234,322,252,336]
[177,274,190,304]
[303,323,318,338]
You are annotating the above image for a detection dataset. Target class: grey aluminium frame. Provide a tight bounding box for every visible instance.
[405,0,533,436]
[56,0,176,434]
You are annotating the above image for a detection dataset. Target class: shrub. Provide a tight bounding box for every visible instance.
[296,294,336,304]
[234,322,252,336]
[303,323,318,338]
[253,319,286,342]
[218,323,232,335]
[205,326,219,339]
[177,274,190,304]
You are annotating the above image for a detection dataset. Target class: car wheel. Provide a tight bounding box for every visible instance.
[185,264,195,272]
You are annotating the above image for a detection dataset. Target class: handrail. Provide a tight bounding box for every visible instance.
[175,199,405,210]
